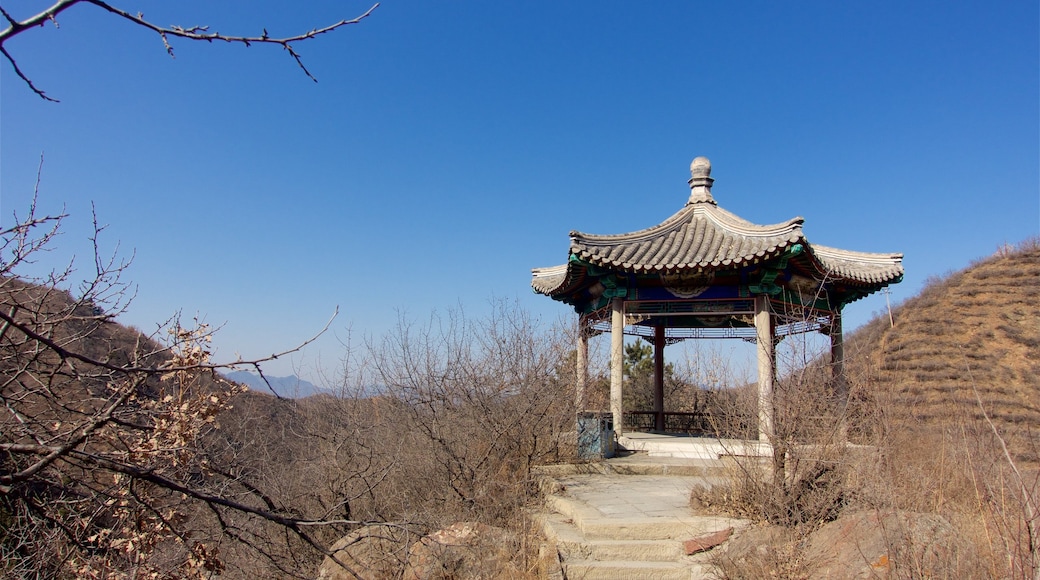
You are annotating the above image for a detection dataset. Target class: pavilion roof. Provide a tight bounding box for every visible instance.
[532,157,903,303]
[568,202,804,274]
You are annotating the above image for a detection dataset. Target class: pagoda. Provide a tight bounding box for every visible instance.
[531,157,903,443]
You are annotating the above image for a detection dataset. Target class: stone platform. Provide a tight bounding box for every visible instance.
[618,432,771,461]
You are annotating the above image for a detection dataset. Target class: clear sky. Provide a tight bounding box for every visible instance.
[2,1,1038,380]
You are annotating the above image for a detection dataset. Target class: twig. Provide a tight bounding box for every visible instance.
[0,304,337,375]
[0,1,378,100]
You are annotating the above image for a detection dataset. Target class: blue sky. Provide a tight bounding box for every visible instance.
[2,1,1037,380]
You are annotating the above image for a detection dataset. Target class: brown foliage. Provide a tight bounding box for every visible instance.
[0,273,246,577]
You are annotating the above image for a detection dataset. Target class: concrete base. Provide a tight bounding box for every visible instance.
[618,432,771,461]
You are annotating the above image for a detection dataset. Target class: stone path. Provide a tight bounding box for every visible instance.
[535,455,750,579]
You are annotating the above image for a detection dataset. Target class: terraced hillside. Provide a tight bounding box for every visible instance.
[846,239,1040,464]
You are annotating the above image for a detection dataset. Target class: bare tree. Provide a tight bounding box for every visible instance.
[370,302,575,527]
[0,0,378,101]
[0,181,382,577]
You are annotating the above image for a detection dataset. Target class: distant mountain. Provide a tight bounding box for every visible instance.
[224,371,326,398]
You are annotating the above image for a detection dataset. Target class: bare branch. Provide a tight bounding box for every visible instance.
[69,450,358,528]
[0,1,378,100]
[0,304,337,376]
[0,375,144,485]
[0,0,79,40]
[0,45,58,101]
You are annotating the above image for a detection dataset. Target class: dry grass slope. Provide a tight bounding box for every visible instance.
[847,239,1040,466]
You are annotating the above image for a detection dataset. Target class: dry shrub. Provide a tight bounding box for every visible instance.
[693,444,852,527]
[692,323,856,527]
[369,301,575,527]
[201,301,573,578]
[862,406,1040,579]
[705,378,1039,579]
[703,401,1024,579]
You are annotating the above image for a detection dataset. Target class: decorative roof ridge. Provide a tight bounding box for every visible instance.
[810,243,904,264]
[569,202,805,248]
[695,203,805,238]
[531,263,568,277]
[569,203,699,244]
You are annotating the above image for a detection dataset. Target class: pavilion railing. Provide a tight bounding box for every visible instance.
[623,411,755,439]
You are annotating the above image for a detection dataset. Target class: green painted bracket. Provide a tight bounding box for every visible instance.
[569,253,608,276]
[569,254,630,299]
[749,243,803,295]
[601,274,628,299]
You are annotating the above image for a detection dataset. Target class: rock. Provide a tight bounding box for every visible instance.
[317,524,414,580]
[803,510,980,580]
[683,526,734,555]
[402,522,522,580]
[715,524,801,578]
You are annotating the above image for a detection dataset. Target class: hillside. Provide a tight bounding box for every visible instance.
[845,238,1040,464]
[0,276,255,578]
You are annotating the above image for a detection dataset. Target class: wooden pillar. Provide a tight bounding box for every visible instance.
[575,318,589,412]
[610,298,625,434]
[830,310,846,397]
[830,310,848,439]
[755,295,775,442]
[653,325,666,432]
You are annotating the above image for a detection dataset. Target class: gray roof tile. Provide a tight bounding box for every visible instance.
[570,202,805,273]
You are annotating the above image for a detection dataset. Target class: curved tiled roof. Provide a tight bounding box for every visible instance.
[570,203,805,273]
[531,264,572,295]
[531,157,904,299]
[808,244,904,285]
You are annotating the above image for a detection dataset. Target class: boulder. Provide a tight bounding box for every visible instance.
[718,511,982,580]
[317,524,414,580]
[803,510,980,580]
[402,522,522,580]
[716,525,803,578]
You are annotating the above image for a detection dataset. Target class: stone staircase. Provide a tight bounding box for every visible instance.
[535,454,750,579]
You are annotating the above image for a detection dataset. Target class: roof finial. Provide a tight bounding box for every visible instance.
[688,156,716,205]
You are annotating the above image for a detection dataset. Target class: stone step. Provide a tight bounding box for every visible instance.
[532,454,732,479]
[561,558,696,580]
[540,513,684,561]
[578,517,711,541]
[545,495,742,541]
[543,495,597,531]
[605,458,728,477]
[686,560,719,578]
[534,458,752,580]
[539,510,726,579]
